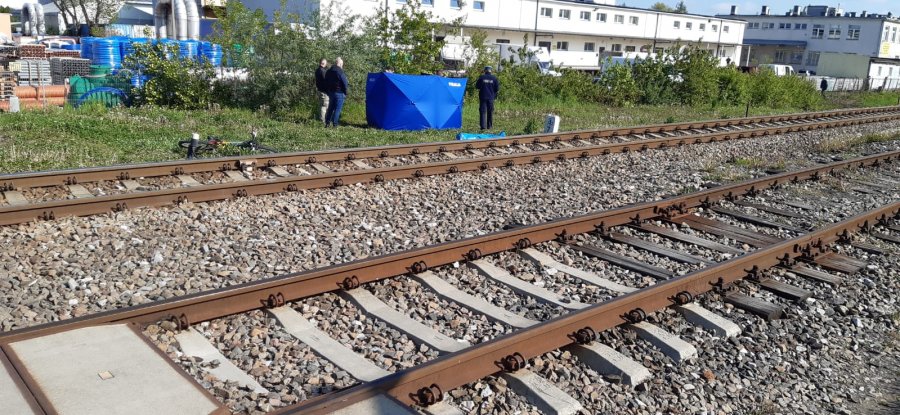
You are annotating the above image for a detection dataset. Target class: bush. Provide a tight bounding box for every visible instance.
[122,43,214,109]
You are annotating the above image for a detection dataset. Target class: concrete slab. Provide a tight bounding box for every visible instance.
[340,289,470,353]
[411,271,538,329]
[330,393,418,415]
[267,307,389,382]
[629,322,697,362]
[177,175,201,187]
[467,149,484,157]
[519,248,637,294]
[468,260,589,310]
[310,163,332,173]
[442,152,458,160]
[175,328,268,393]
[224,170,248,182]
[67,184,93,198]
[421,400,465,415]
[120,180,142,191]
[502,369,584,415]
[2,191,27,205]
[566,342,651,385]
[351,160,372,169]
[676,303,741,337]
[0,353,40,415]
[268,166,292,177]
[8,324,221,415]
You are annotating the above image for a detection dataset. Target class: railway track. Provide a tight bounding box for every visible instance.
[0,106,898,226]
[1,150,897,414]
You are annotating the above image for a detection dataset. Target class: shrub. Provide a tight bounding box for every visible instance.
[123,43,214,109]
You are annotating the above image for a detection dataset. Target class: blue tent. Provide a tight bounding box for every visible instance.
[366,73,467,131]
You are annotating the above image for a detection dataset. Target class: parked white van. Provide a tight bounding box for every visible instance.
[757,64,796,76]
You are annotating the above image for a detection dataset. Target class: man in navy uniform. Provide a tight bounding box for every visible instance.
[475,66,499,130]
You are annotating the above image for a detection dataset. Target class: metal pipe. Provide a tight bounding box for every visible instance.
[185,0,200,40]
[173,0,188,40]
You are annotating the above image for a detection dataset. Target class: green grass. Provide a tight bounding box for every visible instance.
[0,91,897,173]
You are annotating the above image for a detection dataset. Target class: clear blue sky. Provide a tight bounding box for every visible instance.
[622,1,898,17]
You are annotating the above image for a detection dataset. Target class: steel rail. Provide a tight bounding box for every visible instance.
[282,200,900,415]
[0,106,896,190]
[0,112,898,226]
[1,150,895,346]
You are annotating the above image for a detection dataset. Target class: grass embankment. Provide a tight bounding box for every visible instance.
[0,91,898,173]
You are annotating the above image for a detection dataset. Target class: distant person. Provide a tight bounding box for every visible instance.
[475,66,499,130]
[384,66,395,73]
[324,57,349,127]
[315,58,329,124]
[820,78,828,97]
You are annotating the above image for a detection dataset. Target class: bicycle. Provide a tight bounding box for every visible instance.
[178,131,277,158]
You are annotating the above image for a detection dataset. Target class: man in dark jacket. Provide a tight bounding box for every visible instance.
[324,57,349,127]
[315,58,328,124]
[475,66,499,130]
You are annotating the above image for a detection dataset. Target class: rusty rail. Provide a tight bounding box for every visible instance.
[283,201,899,414]
[0,105,896,190]
[2,149,895,345]
[0,111,898,226]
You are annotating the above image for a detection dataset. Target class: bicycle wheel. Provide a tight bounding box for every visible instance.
[178,140,214,156]
[244,141,276,154]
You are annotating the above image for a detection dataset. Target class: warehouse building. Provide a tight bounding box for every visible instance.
[239,0,747,70]
[718,4,900,87]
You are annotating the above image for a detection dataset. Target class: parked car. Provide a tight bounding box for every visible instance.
[757,64,796,76]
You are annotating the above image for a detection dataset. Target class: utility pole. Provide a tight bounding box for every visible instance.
[533,0,539,46]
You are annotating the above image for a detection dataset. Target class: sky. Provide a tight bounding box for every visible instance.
[622,0,897,17]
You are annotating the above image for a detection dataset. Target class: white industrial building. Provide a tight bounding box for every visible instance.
[239,0,747,70]
[718,4,900,88]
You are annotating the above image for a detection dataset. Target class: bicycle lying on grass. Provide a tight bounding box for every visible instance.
[178,131,277,158]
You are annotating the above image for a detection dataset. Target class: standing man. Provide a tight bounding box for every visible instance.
[315,58,329,124]
[819,78,829,97]
[324,57,349,127]
[475,66,499,130]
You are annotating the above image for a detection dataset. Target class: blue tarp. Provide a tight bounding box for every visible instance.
[457,131,506,140]
[366,73,467,131]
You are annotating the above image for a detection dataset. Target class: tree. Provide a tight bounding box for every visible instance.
[650,2,673,12]
[371,0,448,74]
[209,0,268,68]
[674,1,688,13]
[122,42,214,109]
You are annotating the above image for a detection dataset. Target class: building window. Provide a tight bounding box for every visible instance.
[596,13,607,22]
[712,24,718,32]
[790,52,803,64]
[762,22,774,29]
[420,0,432,5]
[673,21,680,29]
[774,50,786,63]
[629,16,639,25]
[450,0,460,8]
[625,45,636,52]
[579,11,590,21]
[877,66,882,76]
[847,25,860,40]
[778,22,789,29]
[473,1,484,11]
[397,0,407,3]
[614,15,624,24]
[556,41,569,51]
[828,24,841,39]
[723,25,729,33]
[812,24,824,39]
[699,23,706,31]
[584,42,595,52]
[495,39,510,44]
[794,23,807,30]
[559,9,571,19]
[806,51,820,66]
[611,43,622,52]
[893,27,897,42]
[685,22,692,30]
[884,28,890,41]
[540,7,552,17]
[748,22,759,29]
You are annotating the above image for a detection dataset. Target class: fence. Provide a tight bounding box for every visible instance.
[807,76,900,92]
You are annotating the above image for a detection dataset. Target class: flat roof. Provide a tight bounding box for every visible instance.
[546,0,747,23]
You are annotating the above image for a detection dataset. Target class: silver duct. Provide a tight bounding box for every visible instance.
[154,0,171,38]
[173,0,187,40]
[185,0,200,40]
[34,2,45,35]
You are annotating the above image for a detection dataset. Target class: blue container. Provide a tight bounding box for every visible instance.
[80,37,95,60]
[178,40,199,60]
[92,38,122,68]
[200,42,223,66]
